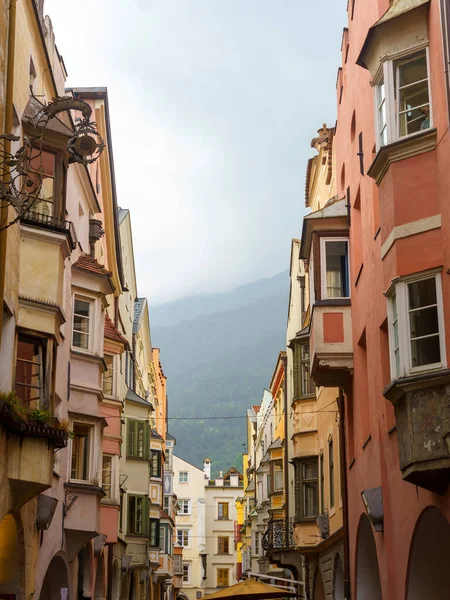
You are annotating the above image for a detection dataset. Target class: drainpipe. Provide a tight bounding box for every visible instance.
[0,0,17,339]
[107,543,113,600]
[282,354,290,534]
[338,389,351,600]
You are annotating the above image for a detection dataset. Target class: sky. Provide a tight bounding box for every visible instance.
[45,0,346,305]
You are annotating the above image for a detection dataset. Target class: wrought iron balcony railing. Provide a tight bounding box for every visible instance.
[261,517,295,552]
[21,211,78,250]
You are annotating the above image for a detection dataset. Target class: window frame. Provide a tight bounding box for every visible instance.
[72,295,94,353]
[387,271,446,379]
[177,528,190,548]
[320,237,350,300]
[26,143,68,220]
[70,422,95,484]
[294,456,319,522]
[217,568,229,588]
[177,499,191,515]
[14,332,50,409]
[149,518,160,548]
[374,46,432,149]
[103,353,115,397]
[102,454,113,501]
[127,494,148,537]
[150,449,162,478]
[218,536,230,555]
[218,502,229,520]
[271,461,283,493]
[127,419,150,460]
[182,563,191,584]
[178,471,189,483]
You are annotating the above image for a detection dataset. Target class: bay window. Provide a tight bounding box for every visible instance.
[374,48,431,148]
[321,238,350,299]
[388,272,445,379]
[294,457,318,521]
[15,334,47,409]
[71,423,93,482]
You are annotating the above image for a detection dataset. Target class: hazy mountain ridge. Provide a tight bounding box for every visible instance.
[151,271,289,473]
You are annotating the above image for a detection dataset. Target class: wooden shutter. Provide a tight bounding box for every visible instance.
[142,496,149,537]
[127,420,135,457]
[143,422,150,460]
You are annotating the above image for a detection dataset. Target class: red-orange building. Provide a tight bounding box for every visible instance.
[308,0,450,597]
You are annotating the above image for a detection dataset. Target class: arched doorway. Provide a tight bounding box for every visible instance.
[406,507,450,599]
[333,555,344,600]
[94,555,105,600]
[40,555,69,600]
[356,515,382,600]
[0,513,22,598]
[313,568,325,600]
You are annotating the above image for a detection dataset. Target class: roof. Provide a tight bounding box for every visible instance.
[357,0,430,69]
[245,478,255,493]
[151,429,164,441]
[223,467,244,480]
[133,298,147,334]
[268,437,283,452]
[166,432,176,442]
[104,314,129,348]
[300,196,347,259]
[125,388,153,408]
[73,254,113,280]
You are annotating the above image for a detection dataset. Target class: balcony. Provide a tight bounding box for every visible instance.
[261,518,295,553]
[384,369,450,494]
[21,211,77,250]
[310,303,353,387]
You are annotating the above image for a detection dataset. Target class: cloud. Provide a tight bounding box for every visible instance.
[45,0,345,304]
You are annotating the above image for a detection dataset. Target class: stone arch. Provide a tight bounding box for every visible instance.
[333,554,345,600]
[0,512,24,598]
[355,514,382,600]
[406,506,450,599]
[313,567,325,600]
[39,554,70,600]
[94,554,106,600]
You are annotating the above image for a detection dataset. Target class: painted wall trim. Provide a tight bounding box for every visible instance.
[381,214,441,259]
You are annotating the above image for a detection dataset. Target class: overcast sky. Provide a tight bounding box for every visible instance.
[45,0,345,305]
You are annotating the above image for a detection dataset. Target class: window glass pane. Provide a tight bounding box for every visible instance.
[73,299,90,349]
[408,278,437,310]
[102,455,112,499]
[303,461,318,480]
[325,241,349,298]
[303,483,317,517]
[396,51,430,137]
[28,149,56,216]
[409,306,439,339]
[103,355,114,396]
[411,336,441,368]
[71,424,90,480]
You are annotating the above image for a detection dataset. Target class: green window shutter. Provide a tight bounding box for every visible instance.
[293,344,300,400]
[144,422,150,460]
[127,420,135,457]
[142,496,149,537]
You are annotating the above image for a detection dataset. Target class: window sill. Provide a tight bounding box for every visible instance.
[383,368,450,403]
[314,298,351,307]
[368,128,437,186]
[65,481,106,496]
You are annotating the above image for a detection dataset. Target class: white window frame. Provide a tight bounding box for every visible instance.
[103,353,115,397]
[182,563,191,584]
[72,294,94,353]
[177,499,191,515]
[177,528,190,548]
[374,46,432,149]
[387,271,446,379]
[320,237,350,300]
[69,420,100,484]
[178,471,188,483]
[101,454,118,504]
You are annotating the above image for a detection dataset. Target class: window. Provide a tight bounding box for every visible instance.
[174,554,182,575]
[375,49,431,148]
[178,499,191,515]
[294,458,318,520]
[102,455,113,500]
[299,343,314,397]
[329,439,335,508]
[103,354,114,396]
[177,529,190,547]
[218,536,229,554]
[128,495,148,536]
[320,453,325,514]
[27,148,57,217]
[119,491,124,531]
[179,471,188,483]
[273,462,283,493]
[163,496,170,513]
[71,423,92,481]
[217,569,229,588]
[150,450,161,477]
[182,563,191,584]
[15,334,46,408]
[254,532,260,556]
[72,297,91,350]
[127,420,149,459]
[321,238,350,299]
[218,502,229,520]
[125,350,135,390]
[388,273,445,378]
[149,518,160,547]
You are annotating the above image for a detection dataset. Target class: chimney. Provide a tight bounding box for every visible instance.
[203,458,211,480]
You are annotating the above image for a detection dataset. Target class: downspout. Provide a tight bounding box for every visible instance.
[282,354,290,532]
[338,389,351,600]
[0,0,17,339]
[439,0,450,125]
[107,543,113,600]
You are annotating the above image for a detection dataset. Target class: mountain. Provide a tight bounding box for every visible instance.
[150,270,289,327]
[151,270,289,474]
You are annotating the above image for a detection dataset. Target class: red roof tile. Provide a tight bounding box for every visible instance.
[73,254,113,279]
[104,314,129,349]
[252,405,261,414]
